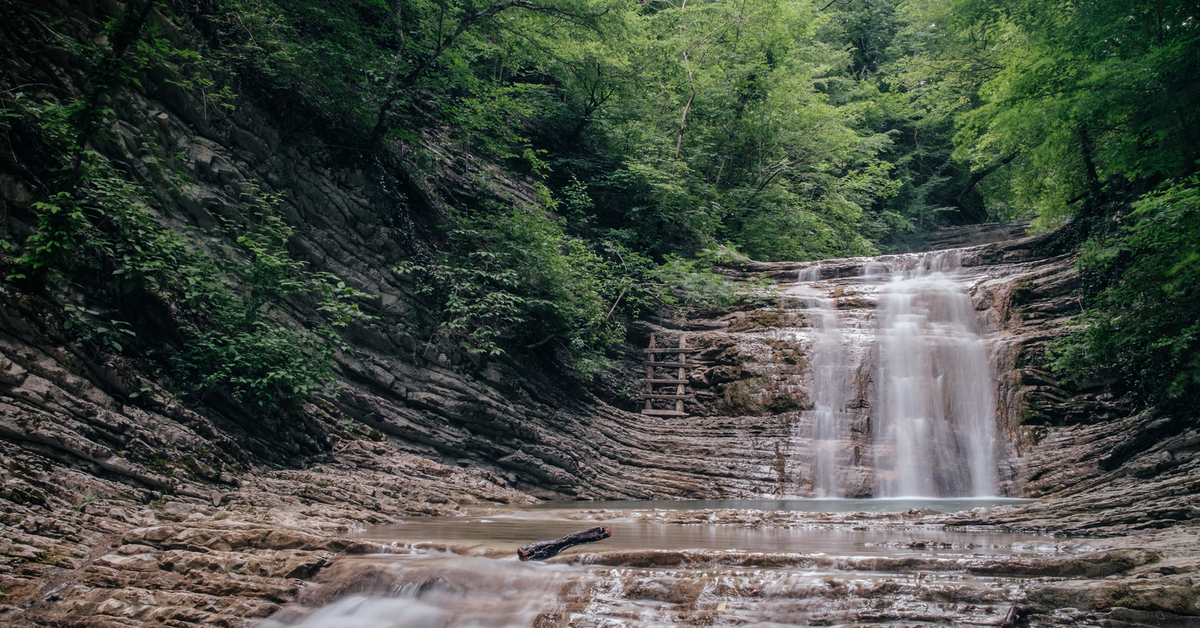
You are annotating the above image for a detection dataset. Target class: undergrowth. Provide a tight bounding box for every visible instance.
[0,1,362,414]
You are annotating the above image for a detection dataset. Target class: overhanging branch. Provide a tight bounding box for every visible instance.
[956,151,1018,206]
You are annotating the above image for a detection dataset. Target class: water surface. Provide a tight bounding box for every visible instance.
[526,496,1035,513]
[259,499,1064,627]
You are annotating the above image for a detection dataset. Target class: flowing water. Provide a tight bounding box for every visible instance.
[794,266,850,497]
[779,249,1001,498]
[258,500,1064,628]
[872,251,998,497]
[260,245,1037,627]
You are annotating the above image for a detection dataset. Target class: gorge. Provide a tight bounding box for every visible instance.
[2,216,1197,626]
[0,0,1198,626]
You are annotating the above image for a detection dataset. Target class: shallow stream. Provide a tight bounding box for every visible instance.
[259,499,1071,628]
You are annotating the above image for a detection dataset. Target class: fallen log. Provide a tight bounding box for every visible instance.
[517,526,611,561]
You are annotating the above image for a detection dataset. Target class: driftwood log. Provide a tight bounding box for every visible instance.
[517,526,611,561]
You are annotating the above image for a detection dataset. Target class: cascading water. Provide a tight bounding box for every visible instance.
[873,250,997,497]
[795,265,851,497]
[786,248,999,498]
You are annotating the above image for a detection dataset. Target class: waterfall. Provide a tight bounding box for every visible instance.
[873,251,997,497]
[796,266,850,497]
[787,249,998,498]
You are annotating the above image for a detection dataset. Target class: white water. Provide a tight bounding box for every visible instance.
[260,505,1057,628]
[873,251,997,497]
[795,265,851,497]
[787,249,999,498]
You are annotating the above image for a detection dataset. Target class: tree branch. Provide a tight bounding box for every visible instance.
[527,333,557,349]
[603,285,628,322]
[956,151,1018,206]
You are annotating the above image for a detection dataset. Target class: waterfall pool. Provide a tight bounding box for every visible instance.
[258,500,1073,628]
[525,497,1038,513]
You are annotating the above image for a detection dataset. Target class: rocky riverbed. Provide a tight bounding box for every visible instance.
[3,460,1196,628]
[1,228,1198,626]
[1,219,1197,626]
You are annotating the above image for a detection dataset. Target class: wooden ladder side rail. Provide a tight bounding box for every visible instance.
[676,334,687,414]
[643,333,656,414]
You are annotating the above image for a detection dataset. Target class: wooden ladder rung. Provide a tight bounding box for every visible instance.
[640,409,689,417]
[643,361,709,367]
[642,333,692,418]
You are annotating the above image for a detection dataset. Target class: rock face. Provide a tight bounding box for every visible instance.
[679,230,1198,528]
[644,234,1075,500]
[0,1,1196,626]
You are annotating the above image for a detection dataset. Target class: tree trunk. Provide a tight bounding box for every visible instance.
[517,525,612,561]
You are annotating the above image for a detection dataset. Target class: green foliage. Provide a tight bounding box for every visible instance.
[0,7,358,414]
[1049,176,1200,408]
[62,304,137,355]
[395,201,622,373]
[445,83,547,162]
[904,0,1200,226]
[176,320,335,409]
[392,198,763,374]
[200,0,401,126]
[14,0,1198,405]
[576,0,899,261]
[173,193,362,410]
[200,0,909,260]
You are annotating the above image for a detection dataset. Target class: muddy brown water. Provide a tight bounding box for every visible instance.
[258,499,1077,628]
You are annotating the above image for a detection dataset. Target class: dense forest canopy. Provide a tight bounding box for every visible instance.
[0,0,1197,413]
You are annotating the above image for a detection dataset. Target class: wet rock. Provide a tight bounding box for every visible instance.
[968,549,1161,578]
[1028,579,1200,616]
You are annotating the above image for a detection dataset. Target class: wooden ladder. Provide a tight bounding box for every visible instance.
[639,333,696,417]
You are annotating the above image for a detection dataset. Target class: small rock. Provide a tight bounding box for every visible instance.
[116,544,157,555]
[162,502,197,518]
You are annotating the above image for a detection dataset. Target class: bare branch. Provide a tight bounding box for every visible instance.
[956,151,1018,206]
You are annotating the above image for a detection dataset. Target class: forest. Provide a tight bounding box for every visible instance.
[1,0,1197,416]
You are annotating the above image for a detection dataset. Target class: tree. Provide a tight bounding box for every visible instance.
[918,0,1200,227]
